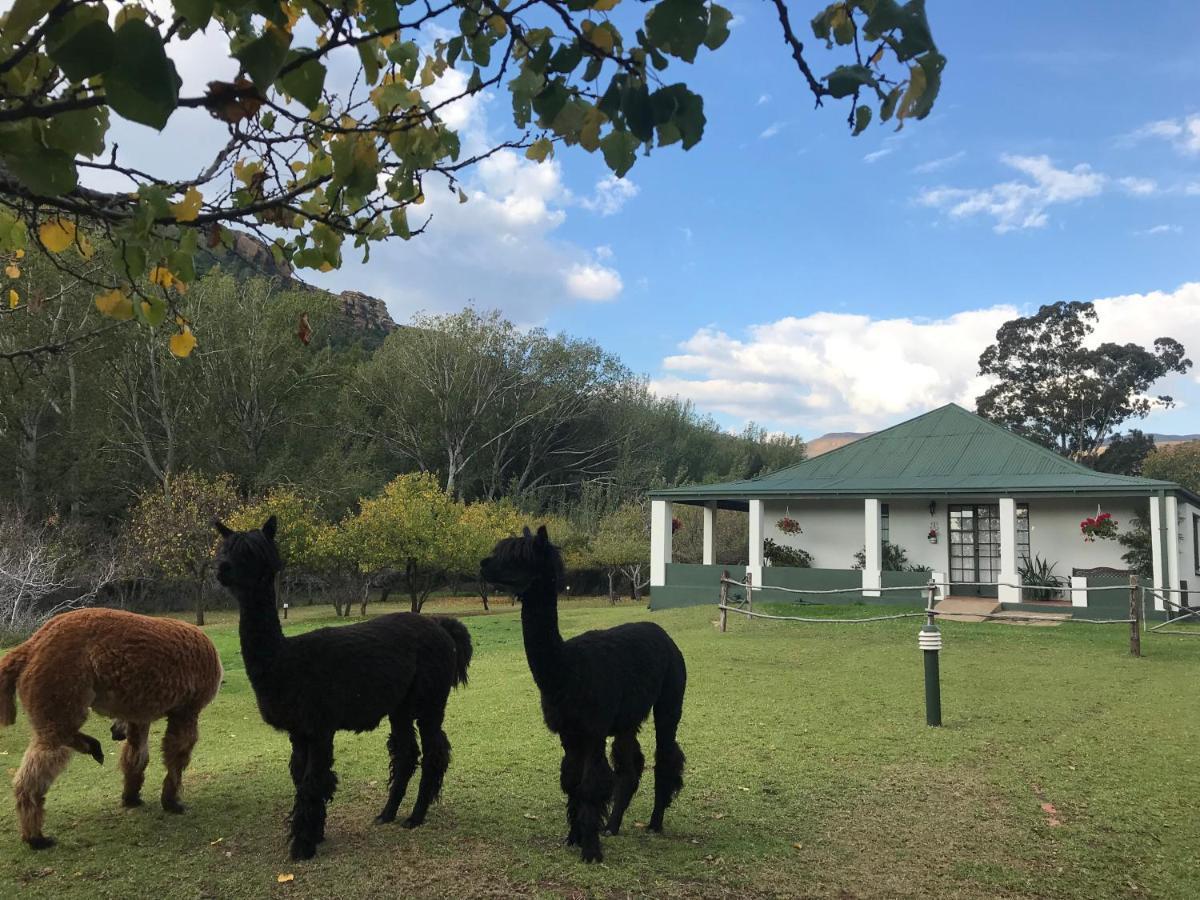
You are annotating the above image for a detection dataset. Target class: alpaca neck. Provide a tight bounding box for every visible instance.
[519,582,566,691]
[234,581,285,684]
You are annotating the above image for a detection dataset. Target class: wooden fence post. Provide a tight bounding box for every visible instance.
[719,570,729,633]
[1129,574,1142,658]
[745,571,753,618]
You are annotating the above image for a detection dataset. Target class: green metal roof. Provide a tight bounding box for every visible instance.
[652,404,1188,502]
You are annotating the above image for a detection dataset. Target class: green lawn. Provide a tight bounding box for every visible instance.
[1,599,1198,899]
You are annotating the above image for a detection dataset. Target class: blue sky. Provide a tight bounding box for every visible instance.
[99,2,1200,438]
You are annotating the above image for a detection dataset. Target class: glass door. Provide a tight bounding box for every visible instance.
[948,504,1029,597]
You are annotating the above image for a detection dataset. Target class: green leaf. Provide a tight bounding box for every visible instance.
[622,81,654,143]
[363,0,400,31]
[549,40,584,74]
[0,0,56,45]
[171,0,215,32]
[526,137,553,162]
[136,293,167,328]
[0,123,78,196]
[879,85,901,122]
[704,5,733,51]
[650,84,705,149]
[853,104,871,136]
[823,64,875,99]
[44,106,109,158]
[278,51,326,110]
[532,79,570,126]
[46,6,115,82]
[235,25,293,90]
[645,0,709,64]
[357,42,380,86]
[106,20,181,130]
[0,210,29,252]
[600,130,640,177]
[896,51,945,122]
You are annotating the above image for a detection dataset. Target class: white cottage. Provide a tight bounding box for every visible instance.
[648,404,1199,620]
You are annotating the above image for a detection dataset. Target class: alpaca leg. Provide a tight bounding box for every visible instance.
[290,732,336,860]
[286,734,323,844]
[160,713,199,814]
[402,713,450,829]
[560,738,584,846]
[604,731,645,837]
[376,715,419,824]
[119,722,151,807]
[67,732,104,765]
[13,739,71,849]
[574,739,614,864]
[648,697,685,833]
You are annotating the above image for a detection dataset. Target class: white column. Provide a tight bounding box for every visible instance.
[702,501,717,566]
[863,498,881,597]
[747,499,764,586]
[1070,575,1088,608]
[999,497,1020,604]
[1150,495,1165,611]
[1166,494,1180,605]
[650,500,672,588]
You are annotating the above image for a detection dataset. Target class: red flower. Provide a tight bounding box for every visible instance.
[671,517,683,534]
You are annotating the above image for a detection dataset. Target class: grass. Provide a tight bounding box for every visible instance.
[1,597,1198,899]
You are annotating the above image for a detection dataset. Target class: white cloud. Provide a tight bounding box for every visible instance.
[911,151,965,174]
[1119,176,1158,196]
[1128,114,1200,154]
[594,244,613,260]
[1136,224,1183,236]
[564,263,622,302]
[917,154,1105,232]
[760,122,784,140]
[757,94,772,106]
[863,147,894,163]
[651,283,1200,433]
[578,175,639,216]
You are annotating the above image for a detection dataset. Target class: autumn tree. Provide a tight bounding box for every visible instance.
[1143,442,1200,495]
[229,485,325,605]
[587,501,650,603]
[976,302,1192,461]
[1,1,944,358]
[123,470,239,624]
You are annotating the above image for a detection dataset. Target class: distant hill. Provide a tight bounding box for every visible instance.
[196,230,398,349]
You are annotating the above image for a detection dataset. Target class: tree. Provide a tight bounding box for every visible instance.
[309,518,367,617]
[349,472,469,613]
[229,486,325,606]
[456,498,525,609]
[1143,441,1200,494]
[588,502,650,603]
[0,1,944,358]
[1090,430,1156,477]
[1118,511,1153,578]
[976,302,1192,461]
[122,470,240,624]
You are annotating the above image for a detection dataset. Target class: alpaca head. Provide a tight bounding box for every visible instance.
[212,516,283,590]
[480,525,565,598]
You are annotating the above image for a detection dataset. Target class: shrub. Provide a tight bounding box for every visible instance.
[763,537,813,568]
[1018,554,1066,601]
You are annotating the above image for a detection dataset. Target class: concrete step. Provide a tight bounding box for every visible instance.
[934,597,1001,622]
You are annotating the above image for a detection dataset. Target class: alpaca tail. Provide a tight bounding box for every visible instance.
[434,617,473,687]
[0,643,30,727]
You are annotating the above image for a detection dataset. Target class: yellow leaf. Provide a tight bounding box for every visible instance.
[487,14,508,37]
[277,873,295,883]
[591,0,621,10]
[525,137,553,163]
[169,327,197,359]
[170,186,203,222]
[8,289,17,309]
[457,188,468,204]
[318,262,333,272]
[148,266,175,289]
[4,263,19,278]
[14,249,23,259]
[95,288,133,320]
[586,22,614,55]
[39,219,76,253]
[77,233,95,259]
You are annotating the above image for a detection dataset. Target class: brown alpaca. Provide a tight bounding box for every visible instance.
[0,608,222,849]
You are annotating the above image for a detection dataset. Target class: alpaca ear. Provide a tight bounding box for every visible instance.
[262,515,278,540]
[522,526,532,538]
[536,524,549,543]
[212,518,233,537]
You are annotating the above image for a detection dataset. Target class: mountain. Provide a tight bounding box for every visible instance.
[807,431,871,457]
[197,230,398,347]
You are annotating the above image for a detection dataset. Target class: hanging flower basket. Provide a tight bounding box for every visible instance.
[776,516,802,535]
[927,526,938,544]
[1080,512,1118,542]
[671,516,683,534]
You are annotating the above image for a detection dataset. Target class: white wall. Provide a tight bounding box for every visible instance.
[1025,498,1144,574]
[761,497,1150,581]
[1178,500,1200,598]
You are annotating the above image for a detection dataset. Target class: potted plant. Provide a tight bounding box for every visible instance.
[776,515,802,535]
[1080,511,1118,542]
[671,516,683,534]
[927,525,938,544]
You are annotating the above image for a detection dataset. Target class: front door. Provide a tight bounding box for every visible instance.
[948,504,1031,597]
[949,505,1001,597]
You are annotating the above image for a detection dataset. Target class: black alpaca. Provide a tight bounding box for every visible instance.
[213,516,472,860]
[481,526,686,863]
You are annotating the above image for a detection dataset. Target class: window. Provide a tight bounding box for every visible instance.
[1194,514,1200,575]
[948,503,1031,584]
[881,503,890,546]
